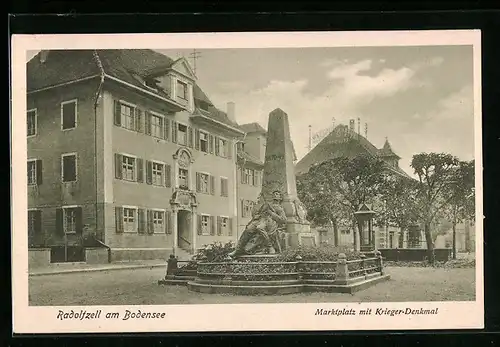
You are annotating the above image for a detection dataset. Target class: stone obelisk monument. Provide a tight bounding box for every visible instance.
[261,108,316,248]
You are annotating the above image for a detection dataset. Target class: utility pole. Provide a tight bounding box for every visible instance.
[308,125,312,152]
[189,49,202,75]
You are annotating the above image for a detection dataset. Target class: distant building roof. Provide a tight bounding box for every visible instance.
[295,124,410,179]
[378,138,401,159]
[237,150,264,166]
[27,49,238,129]
[239,122,267,135]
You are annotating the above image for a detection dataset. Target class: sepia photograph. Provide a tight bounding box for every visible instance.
[11,30,483,333]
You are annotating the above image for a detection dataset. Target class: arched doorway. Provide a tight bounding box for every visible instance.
[177,209,192,251]
[170,148,198,254]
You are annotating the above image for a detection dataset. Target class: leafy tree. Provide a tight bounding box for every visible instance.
[378,175,420,248]
[443,160,475,258]
[297,154,386,249]
[410,153,461,263]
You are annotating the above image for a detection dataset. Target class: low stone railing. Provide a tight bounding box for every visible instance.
[161,251,388,294]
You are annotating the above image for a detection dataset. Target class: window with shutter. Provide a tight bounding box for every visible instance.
[62,207,78,234]
[36,159,43,185]
[215,136,220,155]
[27,160,37,186]
[150,113,164,139]
[151,162,164,186]
[115,207,124,233]
[220,177,228,197]
[195,129,200,150]
[210,175,215,195]
[145,111,151,135]
[121,155,136,181]
[152,210,164,234]
[135,108,143,133]
[115,153,123,179]
[122,208,137,233]
[27,109,37,137]
[114,100,121,126]
[138,209,146,234]
[209,134,214,154]
[172,121,178,143]
[188,127,194,147]
[137,158,144,183]
[146,160,153,185]
[197,214,202,235]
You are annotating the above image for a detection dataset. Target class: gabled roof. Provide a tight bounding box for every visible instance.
[295,124,410,178]
[237,150,264,166]
[27,49,237,129]
[240,122,267,135]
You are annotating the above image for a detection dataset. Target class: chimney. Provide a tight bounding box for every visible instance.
[39,50,49,64]
[349,119,355,133]
[226,102,236,123]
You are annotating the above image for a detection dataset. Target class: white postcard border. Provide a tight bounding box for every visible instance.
[11,30,483,334]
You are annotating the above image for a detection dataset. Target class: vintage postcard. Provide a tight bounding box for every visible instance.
[11,30,483,334]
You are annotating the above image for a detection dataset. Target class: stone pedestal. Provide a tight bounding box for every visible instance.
[286,222,317,248]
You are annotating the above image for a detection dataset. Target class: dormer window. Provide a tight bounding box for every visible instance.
[177,80,188,100]
[144,78,160,90]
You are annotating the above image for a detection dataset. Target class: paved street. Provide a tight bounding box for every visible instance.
[29,266,476,306]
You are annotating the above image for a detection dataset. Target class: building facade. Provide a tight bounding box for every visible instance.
[295,122,424,250]
[26,49,257,262]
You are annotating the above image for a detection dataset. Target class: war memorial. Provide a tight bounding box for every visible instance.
[159,108,390,295]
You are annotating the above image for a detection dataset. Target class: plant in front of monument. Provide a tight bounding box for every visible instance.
[297,154,386,248]
[442,159,475,259]
[192,241,235,263]
[410,152,462,264]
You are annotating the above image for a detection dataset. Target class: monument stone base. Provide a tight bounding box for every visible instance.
[286,222,317,248]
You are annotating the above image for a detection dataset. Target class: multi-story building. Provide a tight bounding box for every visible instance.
[236,123,266,236]
[295,122,423,250]
[26,49,255,263]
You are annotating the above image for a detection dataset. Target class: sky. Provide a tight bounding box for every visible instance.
[27,46,475,176]
[160,46,475,176]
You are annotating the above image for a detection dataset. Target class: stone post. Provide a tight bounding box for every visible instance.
[335,253,349,285]
[360,253,366,278]
[375,250,384,275]
[166,254,178,278]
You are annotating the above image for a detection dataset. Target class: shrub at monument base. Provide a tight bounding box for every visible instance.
[277,244,362,262]
[193,241,235,263]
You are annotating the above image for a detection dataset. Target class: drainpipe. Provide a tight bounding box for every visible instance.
[235,133,247,240]
[93,50,105,252]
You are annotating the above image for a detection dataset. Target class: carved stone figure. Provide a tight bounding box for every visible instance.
[228,190,287,258]
[293,199,308,224]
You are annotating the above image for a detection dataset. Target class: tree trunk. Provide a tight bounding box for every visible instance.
[398,228,404,248]
[424,222,435,264]
[452,221,457,259]
[464,220,471,253]
[332,219,339,247]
